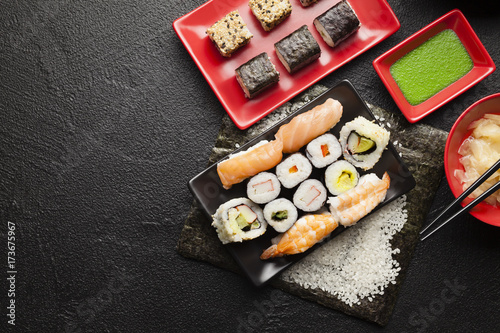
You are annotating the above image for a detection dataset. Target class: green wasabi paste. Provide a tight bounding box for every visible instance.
[390,29,473,106]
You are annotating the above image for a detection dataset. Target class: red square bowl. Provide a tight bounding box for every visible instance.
[372,9,495,123]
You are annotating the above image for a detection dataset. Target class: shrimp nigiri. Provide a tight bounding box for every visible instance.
[328,172,390,226]
[275,98,343,154]
[217,139,283,189]
[260,213,338,260]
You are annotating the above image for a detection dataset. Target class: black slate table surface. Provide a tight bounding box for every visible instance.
[1,0,499,332]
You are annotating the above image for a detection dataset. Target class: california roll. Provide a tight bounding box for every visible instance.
[212,198,267,244]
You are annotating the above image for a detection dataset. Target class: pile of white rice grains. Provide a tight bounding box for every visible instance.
[281,195,408,307]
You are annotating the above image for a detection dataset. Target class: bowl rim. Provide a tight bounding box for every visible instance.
[373,9,496,123]
[444,92,500,226]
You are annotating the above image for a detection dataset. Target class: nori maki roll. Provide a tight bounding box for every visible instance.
[274,25,321,74]
[313,0,360,48]
[235,52,280,99]
[299,0,319,7]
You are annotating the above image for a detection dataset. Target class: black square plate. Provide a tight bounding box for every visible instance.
[188,80,416,286]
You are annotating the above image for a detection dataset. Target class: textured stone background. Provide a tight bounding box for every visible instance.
[1,0,499,332]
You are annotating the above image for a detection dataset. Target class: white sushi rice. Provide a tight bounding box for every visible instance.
[281,195,407,307]
[226,140,268,160]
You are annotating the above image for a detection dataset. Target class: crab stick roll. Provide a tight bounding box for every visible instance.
[339,116,390,170]
[217,139,283,189]
[263,198,298,233]
[293,179,327,212]
[275,98,343,153]
[276,153,313,189]
[324,160,359,196]
[212,198,267,244]
[247,172,281,204]
[305,133,342,168]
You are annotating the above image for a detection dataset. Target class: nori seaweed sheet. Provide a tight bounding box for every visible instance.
[177,84,448,325]
[274,25,321,73]
[314,0,360,47]
[236,52,280,98]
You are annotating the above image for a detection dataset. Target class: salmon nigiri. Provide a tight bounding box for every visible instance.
[275,98,343,154]
[217,139,283,189]
[328,172,390,227]
[260,213,338,260]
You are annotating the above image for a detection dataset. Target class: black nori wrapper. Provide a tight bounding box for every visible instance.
[235,52,280,98]
[274,25,321,74]
[314,0,360,47]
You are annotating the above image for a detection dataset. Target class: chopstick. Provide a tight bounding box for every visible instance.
[420,158,500,241]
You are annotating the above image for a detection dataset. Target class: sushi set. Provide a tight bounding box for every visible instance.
[188,81,416,285]
[178,0,496,286]
[173,0,400,129]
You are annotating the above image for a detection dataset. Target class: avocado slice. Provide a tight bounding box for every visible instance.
[234,205,257,230]
[347,132,376,154]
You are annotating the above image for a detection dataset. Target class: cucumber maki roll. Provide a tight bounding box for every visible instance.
[235,52,280,99]
[263,198,298,233]
[313,0,360,48]
[274,25,321,74]
[212,198,267,244]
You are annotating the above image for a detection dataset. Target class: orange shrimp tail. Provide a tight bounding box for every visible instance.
[382,172,390,187]
[260,245,279,260]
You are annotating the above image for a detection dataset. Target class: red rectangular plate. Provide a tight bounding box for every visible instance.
[173,0,400,129]
[372,9,496,123]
